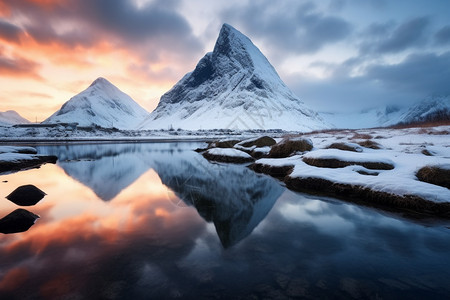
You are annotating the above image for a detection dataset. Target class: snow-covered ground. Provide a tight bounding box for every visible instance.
[252,125,449,206]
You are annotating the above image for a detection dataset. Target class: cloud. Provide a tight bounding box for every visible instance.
[288,51,450,112]
[220,0,352,56]
[0,19,22,43]
[0,52,41,78]
[434,25,450,45]
[360,17,430,54]
[1,0,202,62]
[365,51,450,94]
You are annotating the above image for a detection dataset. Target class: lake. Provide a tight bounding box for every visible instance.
[1,142,449,299]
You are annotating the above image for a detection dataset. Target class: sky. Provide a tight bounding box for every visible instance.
[0,0,449,121]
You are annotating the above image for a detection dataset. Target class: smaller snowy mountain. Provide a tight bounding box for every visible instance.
[140,24,328,131]
[0,110,30,126]
[389,96,450,126]
[44,78,149,129]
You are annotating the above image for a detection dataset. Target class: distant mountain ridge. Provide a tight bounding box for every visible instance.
[43,77,149,130]
[0,110,30,126]
[320,96,450,129]
[140,23,328,131]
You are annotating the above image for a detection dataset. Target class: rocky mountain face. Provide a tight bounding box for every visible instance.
[43,77,149,129]
[140,24,328,131]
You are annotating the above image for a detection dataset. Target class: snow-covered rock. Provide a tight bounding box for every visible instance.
[0,110,30,126]
[43,77,149,129]
[140,24,328,131]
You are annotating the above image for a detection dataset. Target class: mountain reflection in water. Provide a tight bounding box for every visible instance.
[37,142,283,247]
[0,142,448,299]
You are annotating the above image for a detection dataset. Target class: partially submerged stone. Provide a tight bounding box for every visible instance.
[269,137,313,158]
[0,208,39,234]
[6,184,47,206]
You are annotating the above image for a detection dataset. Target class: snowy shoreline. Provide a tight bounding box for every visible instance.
[200,125,450,218]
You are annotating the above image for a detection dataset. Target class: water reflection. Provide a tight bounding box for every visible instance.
[152,154,284,248]
[38,143,283,248]
[0,142,449,299]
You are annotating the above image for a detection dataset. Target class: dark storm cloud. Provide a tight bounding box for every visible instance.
[288,51,450,112]
[434,25,450,45]
[360,17,430,54]
[221,0,352,55]
[0,52,40,78]
[0,19,23,43]
[365,51,450,94]
[1,0,202,59]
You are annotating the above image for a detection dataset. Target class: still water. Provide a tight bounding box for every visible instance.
[1,142,449,299]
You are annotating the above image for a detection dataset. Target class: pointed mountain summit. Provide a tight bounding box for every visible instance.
[44,77,149,129]
[140,24,328,131]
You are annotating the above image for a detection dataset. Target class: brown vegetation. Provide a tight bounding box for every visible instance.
[326,142,362,152]
[251,163,294,178]
[416,166,450,189]
[202,151,254,164]
[269,138,313,158]
[302,157,394,170]
[357,140,382,149]
[239,136,276,148]
[284,176,450,218]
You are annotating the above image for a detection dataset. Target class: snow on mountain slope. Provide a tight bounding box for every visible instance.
[0,110,30,126]
[321,96,450,129]
[320,106,403,129]
[140,24,328,131]
[387,95,450,126]
[44,77,149,129]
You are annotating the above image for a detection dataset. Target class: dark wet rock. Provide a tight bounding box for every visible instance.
[269,137,313,158]
[238,136,276,148]
[303,157,394,170]
[416,166,450,189]
[6,184,47,206]
[0,208,39,234]
[0,155,57,174]
[326,142,362,152]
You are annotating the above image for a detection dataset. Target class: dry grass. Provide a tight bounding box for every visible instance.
[251,163,294,178]
[239,136,276,148]
[269,138,313,158]
[416,166,450,189]
[326,142,362,152]
[202,152,254,164]
[303,157,394,170]
[350,133,373,140]
[357,140,382,149]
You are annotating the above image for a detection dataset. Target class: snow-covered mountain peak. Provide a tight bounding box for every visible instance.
[141,24,328,131]
[0,110,30,126]
[44,78,149,129]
